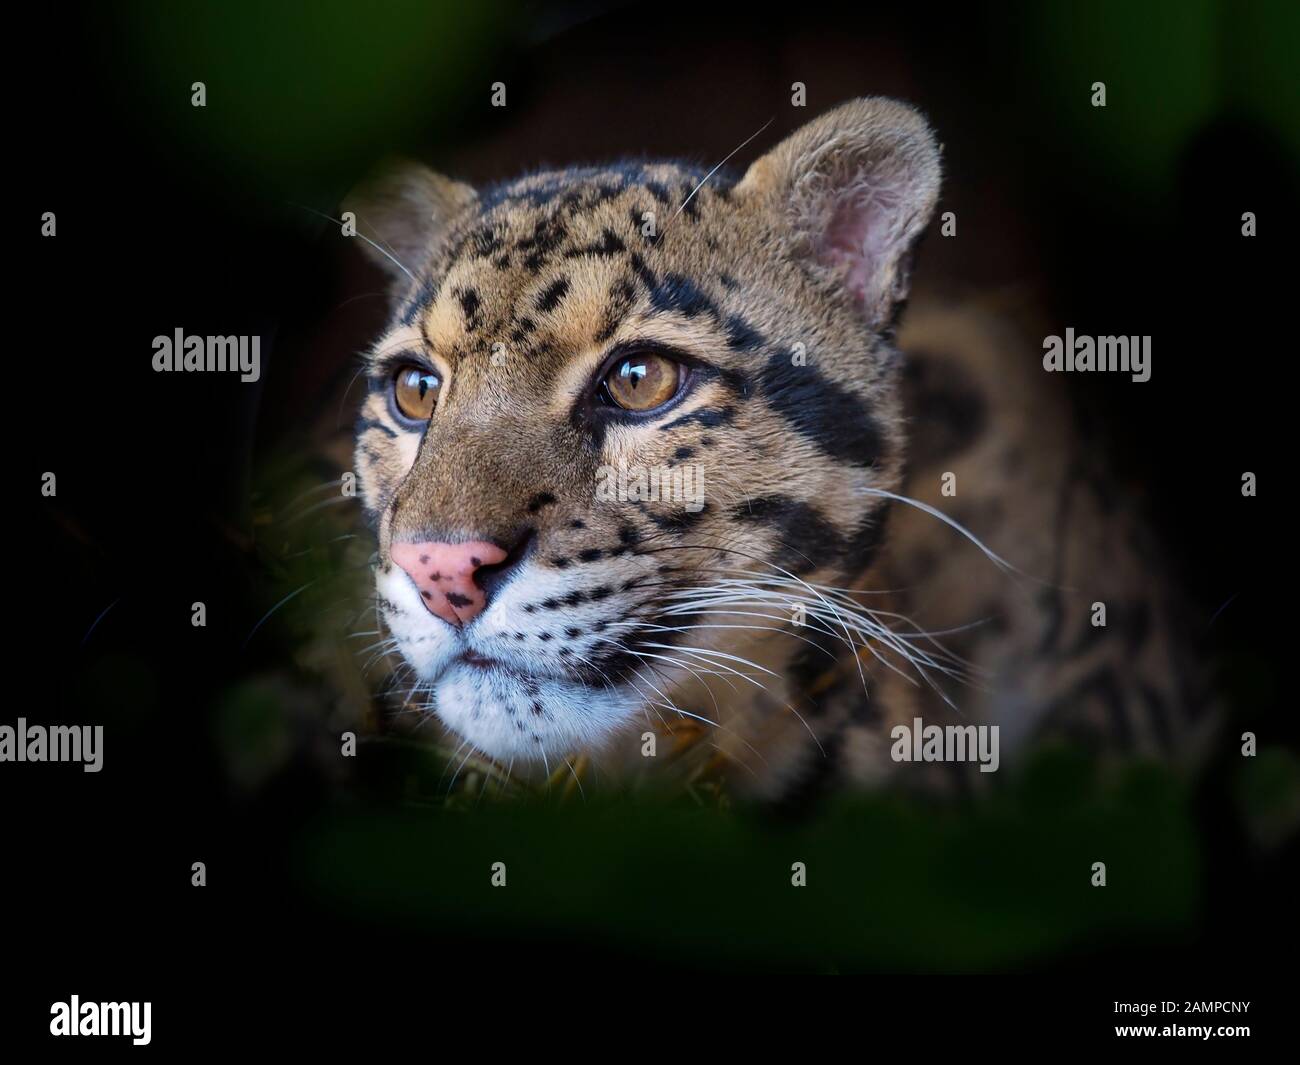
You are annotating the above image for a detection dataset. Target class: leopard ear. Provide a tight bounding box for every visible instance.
[737,97,942,329]
[342,160,477,288]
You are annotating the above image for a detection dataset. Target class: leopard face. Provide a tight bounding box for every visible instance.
[348,98,940,770]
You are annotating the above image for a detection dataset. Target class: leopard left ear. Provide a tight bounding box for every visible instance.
[737,97,942,329]
[342,158,478,292]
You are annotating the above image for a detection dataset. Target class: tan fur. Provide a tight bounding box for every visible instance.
[343,99,1208,799]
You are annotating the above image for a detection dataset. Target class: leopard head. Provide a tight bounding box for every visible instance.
[347,98,941,773]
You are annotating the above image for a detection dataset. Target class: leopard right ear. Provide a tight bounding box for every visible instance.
[342,160,477,289]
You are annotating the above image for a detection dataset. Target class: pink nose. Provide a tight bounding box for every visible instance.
[390,539,507,626]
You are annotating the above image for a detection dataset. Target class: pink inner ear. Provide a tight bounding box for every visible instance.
[820,192,898,310]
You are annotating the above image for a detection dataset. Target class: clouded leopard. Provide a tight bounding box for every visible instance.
[345,97,1212,799]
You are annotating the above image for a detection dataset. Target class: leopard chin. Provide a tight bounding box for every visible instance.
[430,660,639,765]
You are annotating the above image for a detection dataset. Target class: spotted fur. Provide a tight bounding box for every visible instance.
[346,98,1211,798]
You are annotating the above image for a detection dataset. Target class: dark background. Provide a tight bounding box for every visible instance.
[11,0,1297,1042]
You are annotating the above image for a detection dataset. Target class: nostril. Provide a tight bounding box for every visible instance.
[390,538,506,626]
[476,527,536,599]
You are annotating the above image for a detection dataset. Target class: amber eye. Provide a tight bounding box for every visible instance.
[393,365,441,421]
[603,353,681,412]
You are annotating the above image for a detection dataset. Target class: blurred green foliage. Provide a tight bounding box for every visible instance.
[215,677,297,792]
[1020,0,1300,199]
[1236,746,1300,849]
[115,0,516,197]
[291,746,1206,971]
